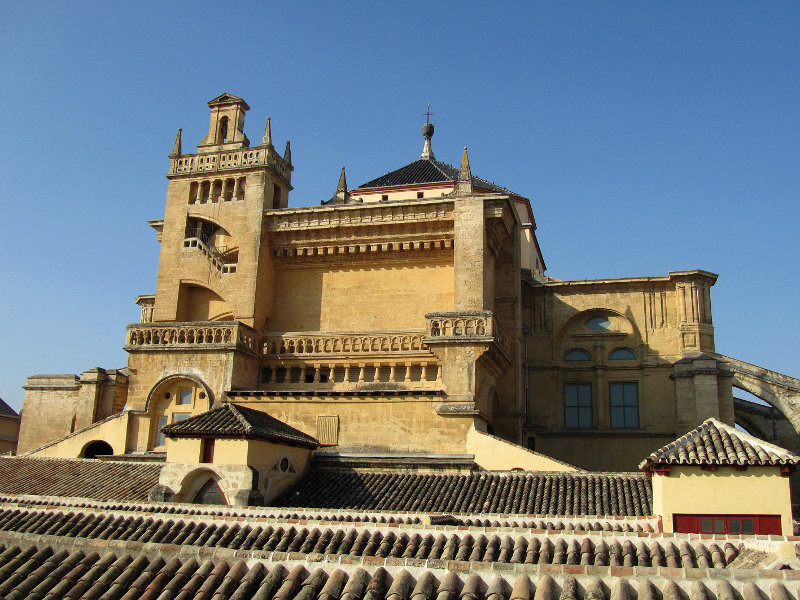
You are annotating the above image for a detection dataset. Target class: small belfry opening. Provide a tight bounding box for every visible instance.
[218,116,229,144]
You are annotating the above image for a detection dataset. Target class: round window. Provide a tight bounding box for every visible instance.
[586,317,612,331]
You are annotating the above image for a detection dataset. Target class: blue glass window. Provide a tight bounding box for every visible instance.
[564,383,592,428]
[564,349,591,361]
[609,382,639,428]
[609,348,636,360]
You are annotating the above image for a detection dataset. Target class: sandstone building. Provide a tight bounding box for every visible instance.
[0,94,799,597]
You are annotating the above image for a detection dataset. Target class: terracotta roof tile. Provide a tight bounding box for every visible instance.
[0,457,162,501]
[275,469,652,517]
[639,418,800,470]
[162,403,318,448]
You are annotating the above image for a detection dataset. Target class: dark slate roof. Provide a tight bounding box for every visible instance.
[0,544,785,600]
[162,403,318,448]
[639,418,800,470]
[0,457,162,501]
[0,398,19,420]
[355,158,518,196]
[275,469,652,517]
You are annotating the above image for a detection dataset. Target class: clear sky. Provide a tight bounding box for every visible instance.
[1,2,798,412]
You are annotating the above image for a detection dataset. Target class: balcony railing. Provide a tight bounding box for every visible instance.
[125,321,259,354]
[424,311,511,360]
[262,330,429,357]
[183,228,237,273]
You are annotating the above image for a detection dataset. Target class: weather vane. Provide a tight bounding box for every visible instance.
[424,103,433,124]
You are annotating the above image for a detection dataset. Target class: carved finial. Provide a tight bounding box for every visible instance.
[283,140,292,164]
[169,128,182,158]
[453,146,473,195]
[421,106,435,160]
[262,117,272,147]
[326,166,350,204]
[336,166,348,196]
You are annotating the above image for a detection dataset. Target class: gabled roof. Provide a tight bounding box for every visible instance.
[639,418,800,470]
[162,403,318,448]
[355,158,519,196]
[207,93,250,110]
[0,397,19,420]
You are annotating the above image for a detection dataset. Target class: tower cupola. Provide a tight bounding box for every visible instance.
[198,93,251,152]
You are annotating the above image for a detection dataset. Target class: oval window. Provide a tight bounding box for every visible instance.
[587,317,612,331]
[564,349,591,361]
[610,348,636,360]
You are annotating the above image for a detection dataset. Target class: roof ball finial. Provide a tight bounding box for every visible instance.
[421,103,435,160]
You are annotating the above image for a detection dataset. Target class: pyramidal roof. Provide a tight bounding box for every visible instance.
[0,398,19,420]
[162,403,318,448]
[355,157,519,196]
[639,418,800,470]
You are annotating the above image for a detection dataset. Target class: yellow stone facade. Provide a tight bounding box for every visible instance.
[18,93,757,475]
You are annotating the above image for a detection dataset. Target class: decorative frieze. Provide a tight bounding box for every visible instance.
[264,199,453,232]
[125,321,260,355]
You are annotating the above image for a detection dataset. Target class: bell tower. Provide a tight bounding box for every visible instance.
[148,93,293,330]
[198,94,251,151]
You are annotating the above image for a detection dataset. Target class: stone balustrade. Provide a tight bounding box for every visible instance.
[262,330,429,357]
[169,147,291,182]
[259,359,441,391]
[125,321,259,354]
[424,311,511,359]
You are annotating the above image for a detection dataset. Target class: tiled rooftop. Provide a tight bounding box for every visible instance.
[0,540,792,600]
[275,470,652,516]
[355,158,517,196]
[162,403,318,448]
[639,418,800,469]
[0,506,733,568]
[0,457,162,501]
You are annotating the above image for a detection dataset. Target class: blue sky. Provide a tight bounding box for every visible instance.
[1,2,798,411]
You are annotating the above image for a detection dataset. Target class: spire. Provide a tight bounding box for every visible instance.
[169,128,182,158]
[333,166,350,203]
[322,166,358,205]
[421,103,435,160]
[262,117,272,147]
[453,147,474,195]
[283,140,292,164]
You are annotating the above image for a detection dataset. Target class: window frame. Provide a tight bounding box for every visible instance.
[609,381,639,429]
[564,383,593,429]
[564,349,591,362]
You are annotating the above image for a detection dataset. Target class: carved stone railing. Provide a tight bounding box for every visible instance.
[424,311,511,361]
[262,330,430,357]
[125,321,259,354]
[169,146,291,183]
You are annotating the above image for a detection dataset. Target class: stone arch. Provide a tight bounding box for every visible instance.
[178,467,229,505]
[144,374,214,414]
[81,440,114,459]
[176,281,233,321]
[555,308,640,349]
[719,354,800,434]
[733,411,772,442]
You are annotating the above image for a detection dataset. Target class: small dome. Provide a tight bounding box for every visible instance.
[421,122,434,137]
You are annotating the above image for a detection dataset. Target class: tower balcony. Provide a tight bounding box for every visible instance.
[124,321,260,356]
[424,310,511,369]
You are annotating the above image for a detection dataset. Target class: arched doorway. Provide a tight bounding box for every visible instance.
[82,440,113,459]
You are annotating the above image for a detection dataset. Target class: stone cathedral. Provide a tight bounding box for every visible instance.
[17,93,800,477]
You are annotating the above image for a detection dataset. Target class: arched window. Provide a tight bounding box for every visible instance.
[192,478,226,505]
[564,349,591,361]
[586,317,612,331]
[609,348,637,360]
